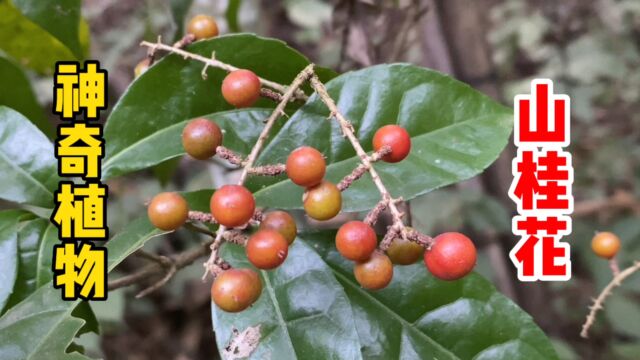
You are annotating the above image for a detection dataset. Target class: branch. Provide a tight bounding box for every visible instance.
[574,190,640,217]
[308,74,408,250]
[337,146,391,191]
[108,238,216,295]
[580,261,640,338]
[140,39,308,101]
[202,64,316,279]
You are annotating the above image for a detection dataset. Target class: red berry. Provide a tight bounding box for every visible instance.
[182,118,223,160]
[187,15,219,40]
[303,181,342,221]
[221,70,261,108]
[211,268,262,312]
[354,252,393,290]
[147,192,188,231]
[210,185,255,227]
[372,125,411,163]
[259,211,297,244]
[591,232,621,259]
[424,232,476,281]
[335,221,377,261]
[286,146,326,187]
[246,229,289,269]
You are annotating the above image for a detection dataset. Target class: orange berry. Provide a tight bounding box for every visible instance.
[246,229,289,269]
[591,231,621,259]
[336,221,377,261]
[354,252,393,290]
[182,118,223,160]
[147,192,188,231]
[210,185,255,227]
[372,125,411,163]
[286,146,326,187]
[187,15,219,40]
[221,70,261,108]
[259,211,297,244]
[303,180,341,221]
[424,232,476,281]
[211,268,262,312]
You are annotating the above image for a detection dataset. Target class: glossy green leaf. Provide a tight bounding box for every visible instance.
[0,57,52,138]
[211,240,362,360]
[0,215,162,360]
[210,231,556,359]
[102,109,274,179]
[13,0,84,59]
[103,34,336,180]
[0,210,25,312]
[252,64,513,211]
[0,1,78,74]
[4,218,56,309]
[0,106,59,208]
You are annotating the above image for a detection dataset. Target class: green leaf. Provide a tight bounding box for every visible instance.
[4,218,56,309]
[225,0,242,32]
[102,109,274,180]
[13,0,84,59]
[210,231,556,359]
[0,56,52,138]
[0,106,59,208]
[211,240,362,360]
[0,210,26,312]
[305,231,558,359]
[0,1,78,74]
[251,64,512,211]
[169,0,193,40]
[103,34,336,180]
[0,216,161,359]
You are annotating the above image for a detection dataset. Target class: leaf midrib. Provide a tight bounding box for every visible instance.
[0,148,51,198]
[326,265,460,360]
[261,271,299,359]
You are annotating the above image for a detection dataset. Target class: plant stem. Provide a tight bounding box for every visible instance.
[139,40,308,101]
[202,64,316,279]
[308,74,408,249]
[580,261,640,338]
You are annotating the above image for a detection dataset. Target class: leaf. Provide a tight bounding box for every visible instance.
[0,210,26,313]
[13,0,84,59]
[303,231,558,359]
[251,64,513,212]
[0,106,59,208]
[4,218,56,309]
[103,34,336,180]
[170,0,193,40]
[102,109,274,180]
[225,0,242,32]
[0,216,161,360]
[0,1,78,74]
[211,240,363,360]
[0,56,52,138]
[210,232,556,359]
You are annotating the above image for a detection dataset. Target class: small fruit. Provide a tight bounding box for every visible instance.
[286,146,326,187]
[259,211,297,244]
[336,221,377,261]
[303,180,342,221]
[210,185,255,227]
[134,58,150,78]
[221,70,261,108]
[372,125,411,163]
[211,268,262,312]
[354,252,393,290]
[387,235,424,265]
[182,118,223,160]
[147,192,188,231]
[246,229,289,269]
[424,232,477,281]
[186,15,219,40]
[591,231,621,259]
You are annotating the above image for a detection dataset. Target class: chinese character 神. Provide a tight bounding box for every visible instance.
[52,182,108,239]
[56,123,103,179]
[53,242,106,300]
[54,61,107,120]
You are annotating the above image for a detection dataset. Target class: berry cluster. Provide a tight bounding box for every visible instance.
[143,21,479,313]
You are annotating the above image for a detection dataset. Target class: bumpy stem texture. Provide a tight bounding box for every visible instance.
[309,74,408,249]
[580,261,640,338]
[202,64,315,278]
